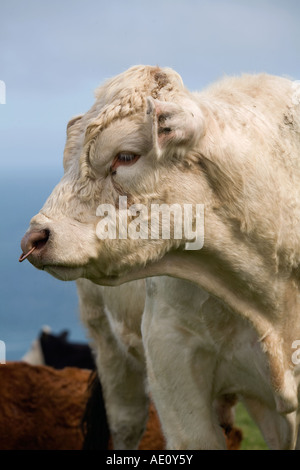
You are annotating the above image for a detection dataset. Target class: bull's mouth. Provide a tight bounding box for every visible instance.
[20,244,188,286]
[20,251,86,281]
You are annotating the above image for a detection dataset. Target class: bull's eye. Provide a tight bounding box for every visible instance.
[111,152,140,173]
[118,153,137,162]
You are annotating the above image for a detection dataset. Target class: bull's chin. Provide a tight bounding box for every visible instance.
[44,265,85,281]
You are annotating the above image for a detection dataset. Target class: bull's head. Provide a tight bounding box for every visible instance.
[20,65,208,285]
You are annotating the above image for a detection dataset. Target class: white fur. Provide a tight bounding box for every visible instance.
[22,66,300,449]
[21,325,51,365]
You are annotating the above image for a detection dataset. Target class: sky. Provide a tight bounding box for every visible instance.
[0,0,300,173]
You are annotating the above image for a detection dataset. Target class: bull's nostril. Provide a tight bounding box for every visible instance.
[19,229,50,263]
[33,229,50,250]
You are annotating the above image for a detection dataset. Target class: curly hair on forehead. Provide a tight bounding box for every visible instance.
[76,66,185,190]
[84,66,184,144]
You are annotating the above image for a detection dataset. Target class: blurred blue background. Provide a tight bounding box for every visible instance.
[0,0,299,360]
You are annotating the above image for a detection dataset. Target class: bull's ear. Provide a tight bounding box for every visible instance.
[66,114,83,134]
[64,114,84,172]
[146,97,204,158]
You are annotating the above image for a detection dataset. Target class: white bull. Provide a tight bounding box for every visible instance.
[20,65,300,449]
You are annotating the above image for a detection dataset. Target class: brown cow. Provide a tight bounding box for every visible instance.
[0,362,241,450]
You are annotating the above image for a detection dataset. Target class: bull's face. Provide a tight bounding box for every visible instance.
[20,66,206,284]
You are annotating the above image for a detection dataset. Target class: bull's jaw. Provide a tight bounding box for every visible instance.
[43,265,85,281]
[20,247,86,281]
